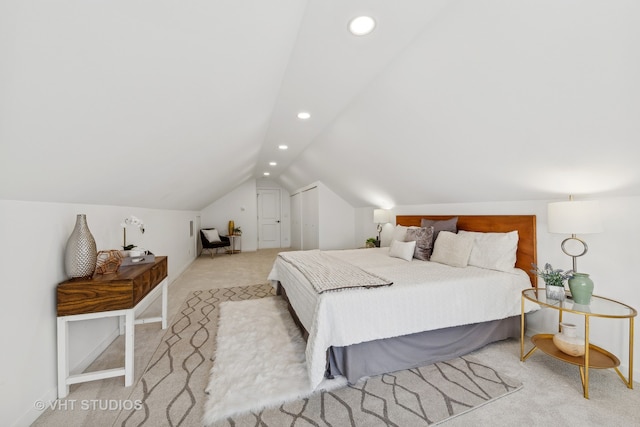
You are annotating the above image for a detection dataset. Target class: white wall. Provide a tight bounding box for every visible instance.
[201,179,293,252]
[0,199,198,426]
[200,180,258,252]
[317,183,355,250]
[355,207,394,248]
[355,196,640,382]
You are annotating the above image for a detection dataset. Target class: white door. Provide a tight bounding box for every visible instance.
[301,186,319,250]
[290,192,302,250]
[257,189,281,249]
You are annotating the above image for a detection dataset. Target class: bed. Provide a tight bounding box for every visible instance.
[268,215,540,388]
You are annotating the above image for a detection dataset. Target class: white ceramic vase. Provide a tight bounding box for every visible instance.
[553,322,585,357]
[545,285,565,301]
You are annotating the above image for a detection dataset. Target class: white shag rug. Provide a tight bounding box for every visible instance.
[203,296,346,425]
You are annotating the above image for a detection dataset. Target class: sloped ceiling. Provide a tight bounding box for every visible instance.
[1,1,639,211]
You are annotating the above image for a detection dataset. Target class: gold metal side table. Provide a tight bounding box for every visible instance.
[226,234,241,254]
[520,288,636,399]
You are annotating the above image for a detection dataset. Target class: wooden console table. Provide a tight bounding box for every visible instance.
[56,256,168,398]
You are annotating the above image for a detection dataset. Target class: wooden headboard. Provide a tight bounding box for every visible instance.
[396,215,537,287]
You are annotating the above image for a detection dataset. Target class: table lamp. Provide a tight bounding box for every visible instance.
[547,195,603,272]
[373,209,391,244]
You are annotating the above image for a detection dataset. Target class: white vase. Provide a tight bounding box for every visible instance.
[553,322,585,357]
[545,285,565,301]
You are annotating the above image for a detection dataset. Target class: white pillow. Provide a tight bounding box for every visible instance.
[430,231,475,268]
[391,225,408,242]
[202,228,222,243]
[391,225,421,243]
[388,239,416,261]
[459,230,518,272]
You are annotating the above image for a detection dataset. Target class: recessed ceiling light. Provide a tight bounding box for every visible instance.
[349,16,376,36]
[263,172,270,176]
[278,145,288,150]
[269,162,277,166]
[297,111,311,120]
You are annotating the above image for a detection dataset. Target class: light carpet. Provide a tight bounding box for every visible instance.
[204,295,524,426]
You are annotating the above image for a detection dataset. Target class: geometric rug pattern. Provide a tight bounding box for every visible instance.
[116,284,522,426]
[213,355,522,426]
[116,284,276,426]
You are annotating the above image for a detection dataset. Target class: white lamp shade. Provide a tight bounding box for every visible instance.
[548,200,603,234]
[373,209,391,224]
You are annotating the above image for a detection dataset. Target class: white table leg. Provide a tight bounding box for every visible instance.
[161,279,168,329]
[124,309,135,386]
[57,317,69,398]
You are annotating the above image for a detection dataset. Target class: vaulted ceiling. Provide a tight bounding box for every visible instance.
[1,1,639,210]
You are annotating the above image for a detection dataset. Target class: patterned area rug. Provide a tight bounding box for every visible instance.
[204,289,523,426]
[116,285,276,426]
[219,357,523,426]
[117,284,522,426]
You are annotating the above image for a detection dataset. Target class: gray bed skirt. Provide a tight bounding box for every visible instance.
[326,316,520,384]
[276,282,520,385]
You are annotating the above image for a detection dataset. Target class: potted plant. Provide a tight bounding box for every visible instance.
[232,226,242,236]
[531,263,573,301]
[121,215,145,253]
[365,237,377,248]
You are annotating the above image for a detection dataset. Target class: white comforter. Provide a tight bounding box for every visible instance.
[268,247,539,389]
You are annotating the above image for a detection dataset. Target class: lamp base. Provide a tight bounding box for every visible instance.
[561,235,588,272]
[568,273,594,305]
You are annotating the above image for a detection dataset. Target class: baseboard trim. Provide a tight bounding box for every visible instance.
[13,387,58,427]
[16,327,120,427]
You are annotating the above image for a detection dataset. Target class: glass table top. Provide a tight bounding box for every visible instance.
[523,288,637,318]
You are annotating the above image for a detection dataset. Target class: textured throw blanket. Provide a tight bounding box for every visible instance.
[277,250,392,294]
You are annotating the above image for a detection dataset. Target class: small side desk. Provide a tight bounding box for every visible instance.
[226,234,241,254]
[56,256,168,398]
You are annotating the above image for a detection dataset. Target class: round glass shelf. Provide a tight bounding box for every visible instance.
[522,288,637,319]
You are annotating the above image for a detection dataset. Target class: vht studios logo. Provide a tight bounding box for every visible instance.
[34,399,143,411]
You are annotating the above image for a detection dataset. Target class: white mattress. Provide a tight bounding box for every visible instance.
[268,247,539,389]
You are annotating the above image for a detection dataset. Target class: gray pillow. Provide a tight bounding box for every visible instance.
[405,226,435,260]
[420,217,458,243]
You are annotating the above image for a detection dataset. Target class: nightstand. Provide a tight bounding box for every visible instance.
[226,234,241,254]
[520,288,636,398]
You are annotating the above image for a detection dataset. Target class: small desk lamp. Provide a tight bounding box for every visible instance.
[547,195,603,272]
